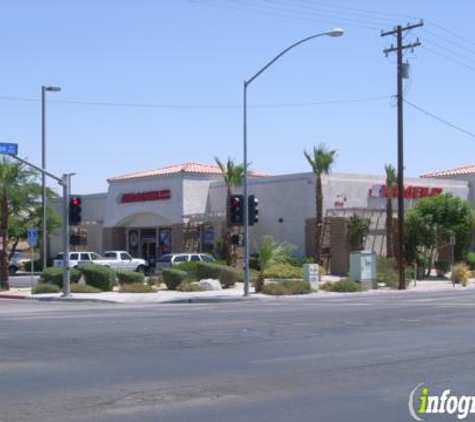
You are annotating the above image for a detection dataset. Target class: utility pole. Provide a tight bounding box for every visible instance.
[381,20,423,290]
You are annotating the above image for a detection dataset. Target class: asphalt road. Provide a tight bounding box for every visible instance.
[1,290,475,422]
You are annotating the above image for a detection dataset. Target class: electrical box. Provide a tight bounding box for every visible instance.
[350,251,377,289]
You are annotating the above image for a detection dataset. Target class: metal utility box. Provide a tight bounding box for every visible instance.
[350,251,377,289]
[303,264,319,289]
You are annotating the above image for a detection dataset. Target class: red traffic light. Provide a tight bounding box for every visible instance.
[71,197,81,206]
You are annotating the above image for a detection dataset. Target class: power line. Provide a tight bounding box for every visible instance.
[423,46,475,73]
[404,99,475,139]
[0,94,391,110]
[423,27,475,58]
[186,0,379,30]
[421,37,475,65]
[425,19,475,49]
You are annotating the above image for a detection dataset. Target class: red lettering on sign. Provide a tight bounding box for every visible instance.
[369,184,443,199]
[121,190,171,203]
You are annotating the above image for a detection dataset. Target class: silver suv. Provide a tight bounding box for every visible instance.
[155,253,215,272]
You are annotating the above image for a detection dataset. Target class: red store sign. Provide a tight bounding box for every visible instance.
[121,189,171,204]
[369,184,443,200]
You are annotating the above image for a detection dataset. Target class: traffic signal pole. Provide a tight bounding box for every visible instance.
[61,174,71,297]
[8,154,73,297]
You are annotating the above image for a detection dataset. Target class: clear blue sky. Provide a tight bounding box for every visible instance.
[1,0,474,194]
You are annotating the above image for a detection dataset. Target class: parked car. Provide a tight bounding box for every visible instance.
[8,252,32,275]
[89,251,148,273]
[53,251,103,269]
[155,253,215,272]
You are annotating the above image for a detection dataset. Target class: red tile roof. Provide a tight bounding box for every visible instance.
[107,162,270,183]
[421,164,475,179]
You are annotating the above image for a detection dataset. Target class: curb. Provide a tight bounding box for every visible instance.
[0,294,27,300]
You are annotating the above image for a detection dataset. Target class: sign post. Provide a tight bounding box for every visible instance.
[27,229,38,287]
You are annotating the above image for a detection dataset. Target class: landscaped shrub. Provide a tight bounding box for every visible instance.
[117,271,145,285]
[162,268,188,290]
[261,280,312,296]
[40,267,81,287]
[320,278,363,293]
[452,263,469,286]
[32,283,60,294]
[466,252,475,270]
[176,281,205,292]
[262,263,302,280]
[195,262,240,288]
[119,283,154,293]
[174,261,199,280]
[80,264,116,292]
[377,257,398,289]
[70,284,102,293]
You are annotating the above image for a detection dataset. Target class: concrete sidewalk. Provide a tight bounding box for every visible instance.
[1,278,474,304]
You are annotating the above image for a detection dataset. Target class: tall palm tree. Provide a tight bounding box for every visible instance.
[385,164,397,258]
[215,157,244,266]
[0,158,21,289]
[304,144,337,265]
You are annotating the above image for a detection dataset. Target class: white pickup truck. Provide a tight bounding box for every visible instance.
[91,251,148,273]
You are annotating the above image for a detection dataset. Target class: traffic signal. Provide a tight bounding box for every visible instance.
[69,196,82,226]
[248,195,259,226]
[231,234,243,246]
[229,194,244,226]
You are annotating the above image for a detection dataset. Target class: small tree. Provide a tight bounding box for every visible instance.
[0,158,61,289]
[348,214,371,251]
[255,236,295,292]
[405,194,475,274]
[304,144,337,265]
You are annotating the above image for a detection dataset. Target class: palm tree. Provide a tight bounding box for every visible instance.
[255,236,294,292]
[215,157,244,266]
[385,164,397,258]
[304,144,337,265]
[0,158,21,289]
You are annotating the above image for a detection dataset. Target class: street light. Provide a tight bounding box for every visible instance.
[42,85,61,271]
[242,28,344,297]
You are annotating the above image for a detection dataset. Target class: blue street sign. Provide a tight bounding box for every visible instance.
[27,228,38,248]
[0,143,18,155]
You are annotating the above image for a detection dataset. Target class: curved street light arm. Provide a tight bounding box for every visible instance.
[245,31,341,86]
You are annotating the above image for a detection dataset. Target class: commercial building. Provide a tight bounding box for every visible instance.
[50,162,469,273]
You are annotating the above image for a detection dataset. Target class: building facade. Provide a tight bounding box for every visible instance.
[50,162,470,269]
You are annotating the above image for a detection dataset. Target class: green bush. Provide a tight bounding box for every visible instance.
[174,261,199,280]
[195,262,240,288]
[320,278,363,293]
[261,280,312,296]
[40,267,81,287]
[32,283,60,294]
[452,263,469,286]
[80,264,116,292]
[117,271,145,285]
[262,263,302,280]
[176,281,205,292]
[466,252,475,270]
[70,284,102,293]
[162,268,188,290]
[119,283,154,293]
[377,257,398,288]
